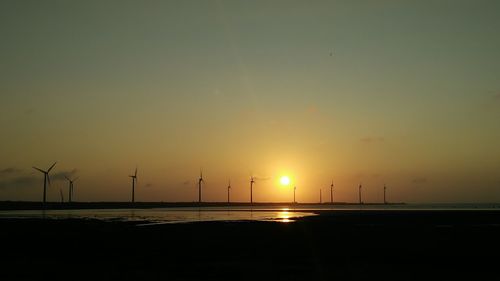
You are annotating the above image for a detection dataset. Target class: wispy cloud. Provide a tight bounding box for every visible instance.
[51,169,78,181]
[0,176,38,189]
[0,167,22,175]
[412,177,427,184]
[24,108,36,115]
[0,168,78,189]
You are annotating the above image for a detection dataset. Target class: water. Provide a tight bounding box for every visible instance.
[0,203,498,224]
[0,207,316,224]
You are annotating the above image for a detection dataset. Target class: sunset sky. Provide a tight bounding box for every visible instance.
[1,0,499,203]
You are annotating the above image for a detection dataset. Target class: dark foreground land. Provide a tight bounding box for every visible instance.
[2,210,499,281]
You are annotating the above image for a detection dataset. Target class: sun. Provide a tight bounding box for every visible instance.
[280,176,290,186]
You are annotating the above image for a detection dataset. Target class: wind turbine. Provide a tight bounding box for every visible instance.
[129,168,138,203]
[198,170,204,203]
[384,184,387,204]
[64,176,78,203]
[59,189,64,203]
[250,176,255,204]
[293,186,297,204]
[32,162,57,203]
[227,179,231,204]
[330,181,334,204]
[320,188,322,204]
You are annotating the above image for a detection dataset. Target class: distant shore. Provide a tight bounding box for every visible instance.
[0,201,405,210]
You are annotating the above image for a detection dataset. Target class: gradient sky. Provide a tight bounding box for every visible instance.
[1,0,499,203]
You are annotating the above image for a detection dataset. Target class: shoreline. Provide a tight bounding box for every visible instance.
[0,201,406,210]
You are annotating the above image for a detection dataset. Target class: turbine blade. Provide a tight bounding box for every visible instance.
[47,162,57,172]
[64,175,70,181]
[73,177,79,182]
[135,167,137,177]
[32,167,45,173]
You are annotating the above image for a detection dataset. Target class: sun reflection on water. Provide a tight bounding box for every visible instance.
[278,209,292,223]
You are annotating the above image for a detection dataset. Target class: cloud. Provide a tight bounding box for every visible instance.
[0,176,38,189]
[0,167,22,175]
[24,108,36,115]
[51,169,78,181]
[0,167,78,189]
[412,177,427,184]
[360,137,385,143]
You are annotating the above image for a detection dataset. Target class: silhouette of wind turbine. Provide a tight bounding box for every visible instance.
[384,184,387,204]
[320,188,322,204]
[32,162,57,203]
[59,189,64,203]
[227,179,231,204]
[293,186,297,204]
[198,170,204,203]
[64,176,78,203]
[330,181,334,204]
[250,176,255,204]
[129,168,138,203]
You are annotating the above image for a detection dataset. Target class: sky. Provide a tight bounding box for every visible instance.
[1,0,499,203]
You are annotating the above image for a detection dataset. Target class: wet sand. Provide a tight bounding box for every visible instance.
[1,210,499,280]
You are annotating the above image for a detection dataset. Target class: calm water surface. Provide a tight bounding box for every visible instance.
[0,207,316,224]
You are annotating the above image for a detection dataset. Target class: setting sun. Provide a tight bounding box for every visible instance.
[280,176,290,186]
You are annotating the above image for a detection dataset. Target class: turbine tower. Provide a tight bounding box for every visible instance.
[384,184,387,204]
[198,170,204,203]
[64,176,78,203]
[250,176,255,204]
[129,168,138,203]
[32,162,57,203]
[330,181,334,204]
[320,188,322,204]
[59,189,64,203]
[358,184,362,204]
[227,179,231,204]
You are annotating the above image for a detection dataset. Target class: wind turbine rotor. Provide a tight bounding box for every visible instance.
[47,162,57,172]
[32,167,46,174]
